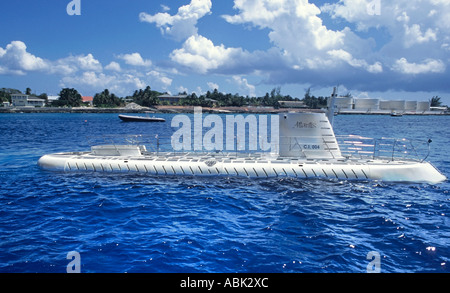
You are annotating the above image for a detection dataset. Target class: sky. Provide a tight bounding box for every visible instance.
[1,0,449,105]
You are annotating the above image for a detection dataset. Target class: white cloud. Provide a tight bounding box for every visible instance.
[160,4,170,12]
[140,0,212,41]
[118,53,152,67]
[223,0,289,26]
[52,53,102,75]
[105,61,121,72]
[0,40,49,74]
[61,71,114,88]
[177,85,189,94]
[75,54,102,71]
[327,49,382,73]
[207,82,219,90]
[0,40,172,95]
[60,71,149,96]
[219,0,382,77]
[220,0,448,91]
[231,75,256,97]
[170,34,249,74]
[0,41,111,79]
[120,73,147,90]
[224,0,345,55]
[146,70,172,89]
[403,24,437,47]
[0,41,103,76]
[392,58,445,74]
[322,0,447,47]
[321,0,379,31]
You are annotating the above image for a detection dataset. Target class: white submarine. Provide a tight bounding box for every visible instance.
[38,89,446,184]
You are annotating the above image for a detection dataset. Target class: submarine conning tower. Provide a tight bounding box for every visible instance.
[278,86,341,160]
[278,112,343,159]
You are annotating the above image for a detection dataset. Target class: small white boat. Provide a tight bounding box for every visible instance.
[119,114,165,122]
[38,89,446,184]
[390,111,403,117]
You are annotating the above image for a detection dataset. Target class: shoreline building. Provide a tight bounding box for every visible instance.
[278,100,307,108]
[158,94,188,104]
[82,96,94,106]
[11,94,45,107]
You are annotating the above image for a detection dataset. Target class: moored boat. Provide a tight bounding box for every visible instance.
[119,114,165,122]
[390,111,403,117]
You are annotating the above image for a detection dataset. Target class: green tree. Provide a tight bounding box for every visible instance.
[93,89,124,108]
[0,88,20,103]
[129,86,161,106]
[301,88,328,109]
[56,88,82,107]
[430,96,442,107]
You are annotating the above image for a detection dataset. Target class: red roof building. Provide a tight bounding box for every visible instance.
[82,96,93,105]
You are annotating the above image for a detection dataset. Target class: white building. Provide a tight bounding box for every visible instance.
[158,94,188,104]
[47,95,60,104]
[11,94,46,107]
[278,100,307,108]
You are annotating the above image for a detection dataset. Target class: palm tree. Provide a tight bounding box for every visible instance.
[430,96,442,107]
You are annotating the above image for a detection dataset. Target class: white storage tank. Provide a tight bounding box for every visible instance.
[354,98,380,111]
[405,101,417,111]
[379,100,405,110]
[416,101,430,111]
[379,100,390,110]
[390,100,406,110]
[334,97,353,110]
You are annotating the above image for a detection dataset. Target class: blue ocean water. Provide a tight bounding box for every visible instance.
[0,113,449,273]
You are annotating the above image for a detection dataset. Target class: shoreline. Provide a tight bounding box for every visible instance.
[0,105,448,115]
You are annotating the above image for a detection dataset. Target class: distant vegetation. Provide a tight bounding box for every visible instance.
[1,86,447,109]
[0,88,20,103]
[302,88,329,109]
[94,89,124,108]
[126,86,161,107]
[52,88,82,107]
[430,96,443,107]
